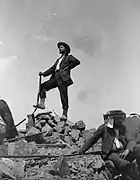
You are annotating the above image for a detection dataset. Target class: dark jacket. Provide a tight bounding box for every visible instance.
[79,124,136,159]
[43,55,80,86]
[0,99,18,139]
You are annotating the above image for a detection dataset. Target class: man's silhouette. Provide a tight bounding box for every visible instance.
[35,42,80,121]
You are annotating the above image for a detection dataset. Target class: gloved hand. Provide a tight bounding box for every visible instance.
[39,72,44,76]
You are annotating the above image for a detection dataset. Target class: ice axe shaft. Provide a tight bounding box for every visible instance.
[37,75,42,105]
[3,130,48,143]
[0,151,102,159]
[16,75,42,128]
[33,75,42,113]
[15,118,26,127]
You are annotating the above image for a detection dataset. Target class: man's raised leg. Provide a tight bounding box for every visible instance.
[35,78,57,109]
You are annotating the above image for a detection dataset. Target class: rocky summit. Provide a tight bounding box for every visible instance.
[0,112,139,180]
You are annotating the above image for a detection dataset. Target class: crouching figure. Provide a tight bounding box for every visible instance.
[0,98,18,142]
[77,110,140,179]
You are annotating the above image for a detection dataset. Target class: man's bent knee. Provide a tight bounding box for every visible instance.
[133,144,140,158]
[109,153,129,169]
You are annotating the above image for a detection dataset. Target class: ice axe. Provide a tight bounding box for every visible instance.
[33,75,42,113]
[15,75,42,128]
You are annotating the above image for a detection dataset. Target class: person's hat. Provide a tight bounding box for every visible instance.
[103,110,126,120]
[57,42,71,54]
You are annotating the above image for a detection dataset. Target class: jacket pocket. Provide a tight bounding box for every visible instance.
[61,70,73,86]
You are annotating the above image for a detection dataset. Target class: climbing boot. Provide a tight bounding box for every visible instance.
[33,98,45,109]
[60,109,68,122]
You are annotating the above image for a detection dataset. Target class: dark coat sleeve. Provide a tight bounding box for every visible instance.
[0,99,18,139]
[79,125,104,154]
[125,128,137,151]
[67,55,80,70]
[43,64,56,77]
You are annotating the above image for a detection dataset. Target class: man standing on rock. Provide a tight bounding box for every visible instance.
[76,110,140,179]
[0,98,18,141]
[34,42,80,121]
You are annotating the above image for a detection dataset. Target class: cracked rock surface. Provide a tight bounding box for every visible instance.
[0,112,139,179]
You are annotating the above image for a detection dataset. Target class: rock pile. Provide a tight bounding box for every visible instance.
[0,111,108,180]
[0,112,139,179]
[26,112,107,179]
[25,112,96,148]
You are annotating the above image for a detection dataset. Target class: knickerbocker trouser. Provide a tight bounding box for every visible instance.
[40,71,69,110]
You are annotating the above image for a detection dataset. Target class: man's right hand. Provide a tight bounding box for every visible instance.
[39,72,44,76]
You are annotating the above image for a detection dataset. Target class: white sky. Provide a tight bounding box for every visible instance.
[0,0,140,129]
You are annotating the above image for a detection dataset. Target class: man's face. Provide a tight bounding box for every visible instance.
[106,117,114,128]
[59,45,66,54]
[113,116,124,128]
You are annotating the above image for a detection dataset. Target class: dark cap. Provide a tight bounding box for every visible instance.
[103,110,126,120]
[57,42,71,54]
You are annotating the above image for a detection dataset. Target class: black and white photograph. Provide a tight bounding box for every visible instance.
[0,0,140,179]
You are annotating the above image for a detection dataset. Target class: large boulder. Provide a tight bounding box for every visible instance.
[74,120,86,131]
[81,128,96,141]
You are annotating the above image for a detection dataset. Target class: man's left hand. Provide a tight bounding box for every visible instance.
[119,149,129,159]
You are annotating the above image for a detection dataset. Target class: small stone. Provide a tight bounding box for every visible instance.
[50,155,70,177]
[76,137,85,147]
[70,129,80,141]
[0,144,8,155]
[42,124,52,136]
[26,114,35,131]
[81,128,96,141]
[11,140,37,156]
[64,136,75,146]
